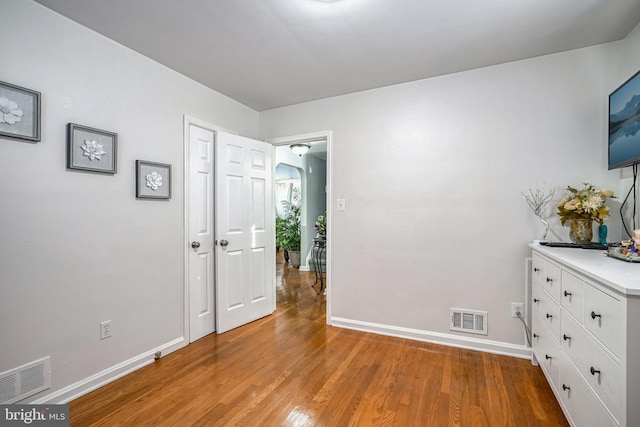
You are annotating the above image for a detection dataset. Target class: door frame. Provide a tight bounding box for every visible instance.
[267,131,333,324]
[182,115,238,343]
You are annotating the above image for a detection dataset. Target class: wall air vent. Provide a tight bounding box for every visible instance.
[450,308,488,335]
[0,357,50,404]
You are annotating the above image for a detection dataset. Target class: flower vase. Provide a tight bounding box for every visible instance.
[568,219,593,244]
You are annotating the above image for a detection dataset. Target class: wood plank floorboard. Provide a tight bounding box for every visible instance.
[69,251,568,426]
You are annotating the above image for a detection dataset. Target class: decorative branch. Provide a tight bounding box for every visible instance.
[521,185,557,240]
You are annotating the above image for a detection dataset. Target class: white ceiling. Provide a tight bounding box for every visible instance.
[34,0,640,111]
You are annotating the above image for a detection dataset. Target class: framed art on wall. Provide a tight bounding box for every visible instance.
[0,80,41,142]
[67,123,117,174]
[136,160,172,199]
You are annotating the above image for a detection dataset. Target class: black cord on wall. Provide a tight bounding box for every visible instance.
[620,163,639,238]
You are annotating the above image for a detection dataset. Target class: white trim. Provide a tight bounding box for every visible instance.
[267,131,333,324]
[524,257,532,348]
[184,115,238,136]
[31,337,185,404]
[183,115,236,343]
[182,116,191,344]
[331,317,532,359]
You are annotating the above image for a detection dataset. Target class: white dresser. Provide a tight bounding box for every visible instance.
[530,243,640,427]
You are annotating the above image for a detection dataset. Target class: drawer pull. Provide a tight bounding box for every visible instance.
[533,298,540,303]
[533,333,539,338]
[545,354,552,360]
[546,277,553,283]
[563,291,572,297]
[591,311,602,320]
[563,334,571,341]
[534,267,540,272]
[546,313,553,319]
[590,367,601,376]
[562,384,571,391]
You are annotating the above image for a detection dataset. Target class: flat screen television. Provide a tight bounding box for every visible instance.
[609,69,640,169]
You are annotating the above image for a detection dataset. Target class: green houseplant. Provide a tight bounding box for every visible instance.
[314,213,326,238]
[279,202,302,267]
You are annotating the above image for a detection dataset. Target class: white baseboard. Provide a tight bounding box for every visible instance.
[331,317,532,360]
[29,321,530,405]
[32,337,186,404]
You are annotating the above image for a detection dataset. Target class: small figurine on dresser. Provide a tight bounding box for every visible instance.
[607,229,640,262]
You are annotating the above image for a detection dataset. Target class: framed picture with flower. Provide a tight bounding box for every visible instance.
[67,123,117,174]
[136,160,171,199]
[0,80,41,142]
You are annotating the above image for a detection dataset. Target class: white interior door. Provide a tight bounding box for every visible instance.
[188,124,215,342]
[216,132,274,333]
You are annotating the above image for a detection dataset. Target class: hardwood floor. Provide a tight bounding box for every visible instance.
[69,252,568,426]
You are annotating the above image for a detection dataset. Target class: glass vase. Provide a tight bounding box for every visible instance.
[568,218,593,244]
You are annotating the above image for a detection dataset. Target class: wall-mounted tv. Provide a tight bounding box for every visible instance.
[609,69,640,169]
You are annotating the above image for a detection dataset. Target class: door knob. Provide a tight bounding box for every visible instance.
[220,239,229,247]
[191,241,200,249]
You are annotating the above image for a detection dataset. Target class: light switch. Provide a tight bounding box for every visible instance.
[337,198,346,211]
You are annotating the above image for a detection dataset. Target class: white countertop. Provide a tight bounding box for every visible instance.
[530,242,640,296]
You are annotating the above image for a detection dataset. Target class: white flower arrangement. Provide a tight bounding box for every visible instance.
[557,183,614,225]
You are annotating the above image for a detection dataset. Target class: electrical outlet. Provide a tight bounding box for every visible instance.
[100,320,112,340]
[511,303,524,318]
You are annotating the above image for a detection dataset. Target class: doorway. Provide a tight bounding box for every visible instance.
[268,131,332,323]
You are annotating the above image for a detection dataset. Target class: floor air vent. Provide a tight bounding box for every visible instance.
[0,357,50,404]
[450,308,488,335]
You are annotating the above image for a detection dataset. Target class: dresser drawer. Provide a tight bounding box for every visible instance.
[585,284,626,358]
[531,282,544,317]
[532,313,561,389]
[561,270,584,323]
[542,259,562,302]
[561,311,624,424]
[532,254,562,302]
[532,283,561,341]
[558,357,617,427]
[532,252,545,285]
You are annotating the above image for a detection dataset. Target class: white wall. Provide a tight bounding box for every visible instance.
[303,154,327,230]
[618,23,640,230]
[259,41,630,351]
[0,0,258,402]
[303,155,327,259]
